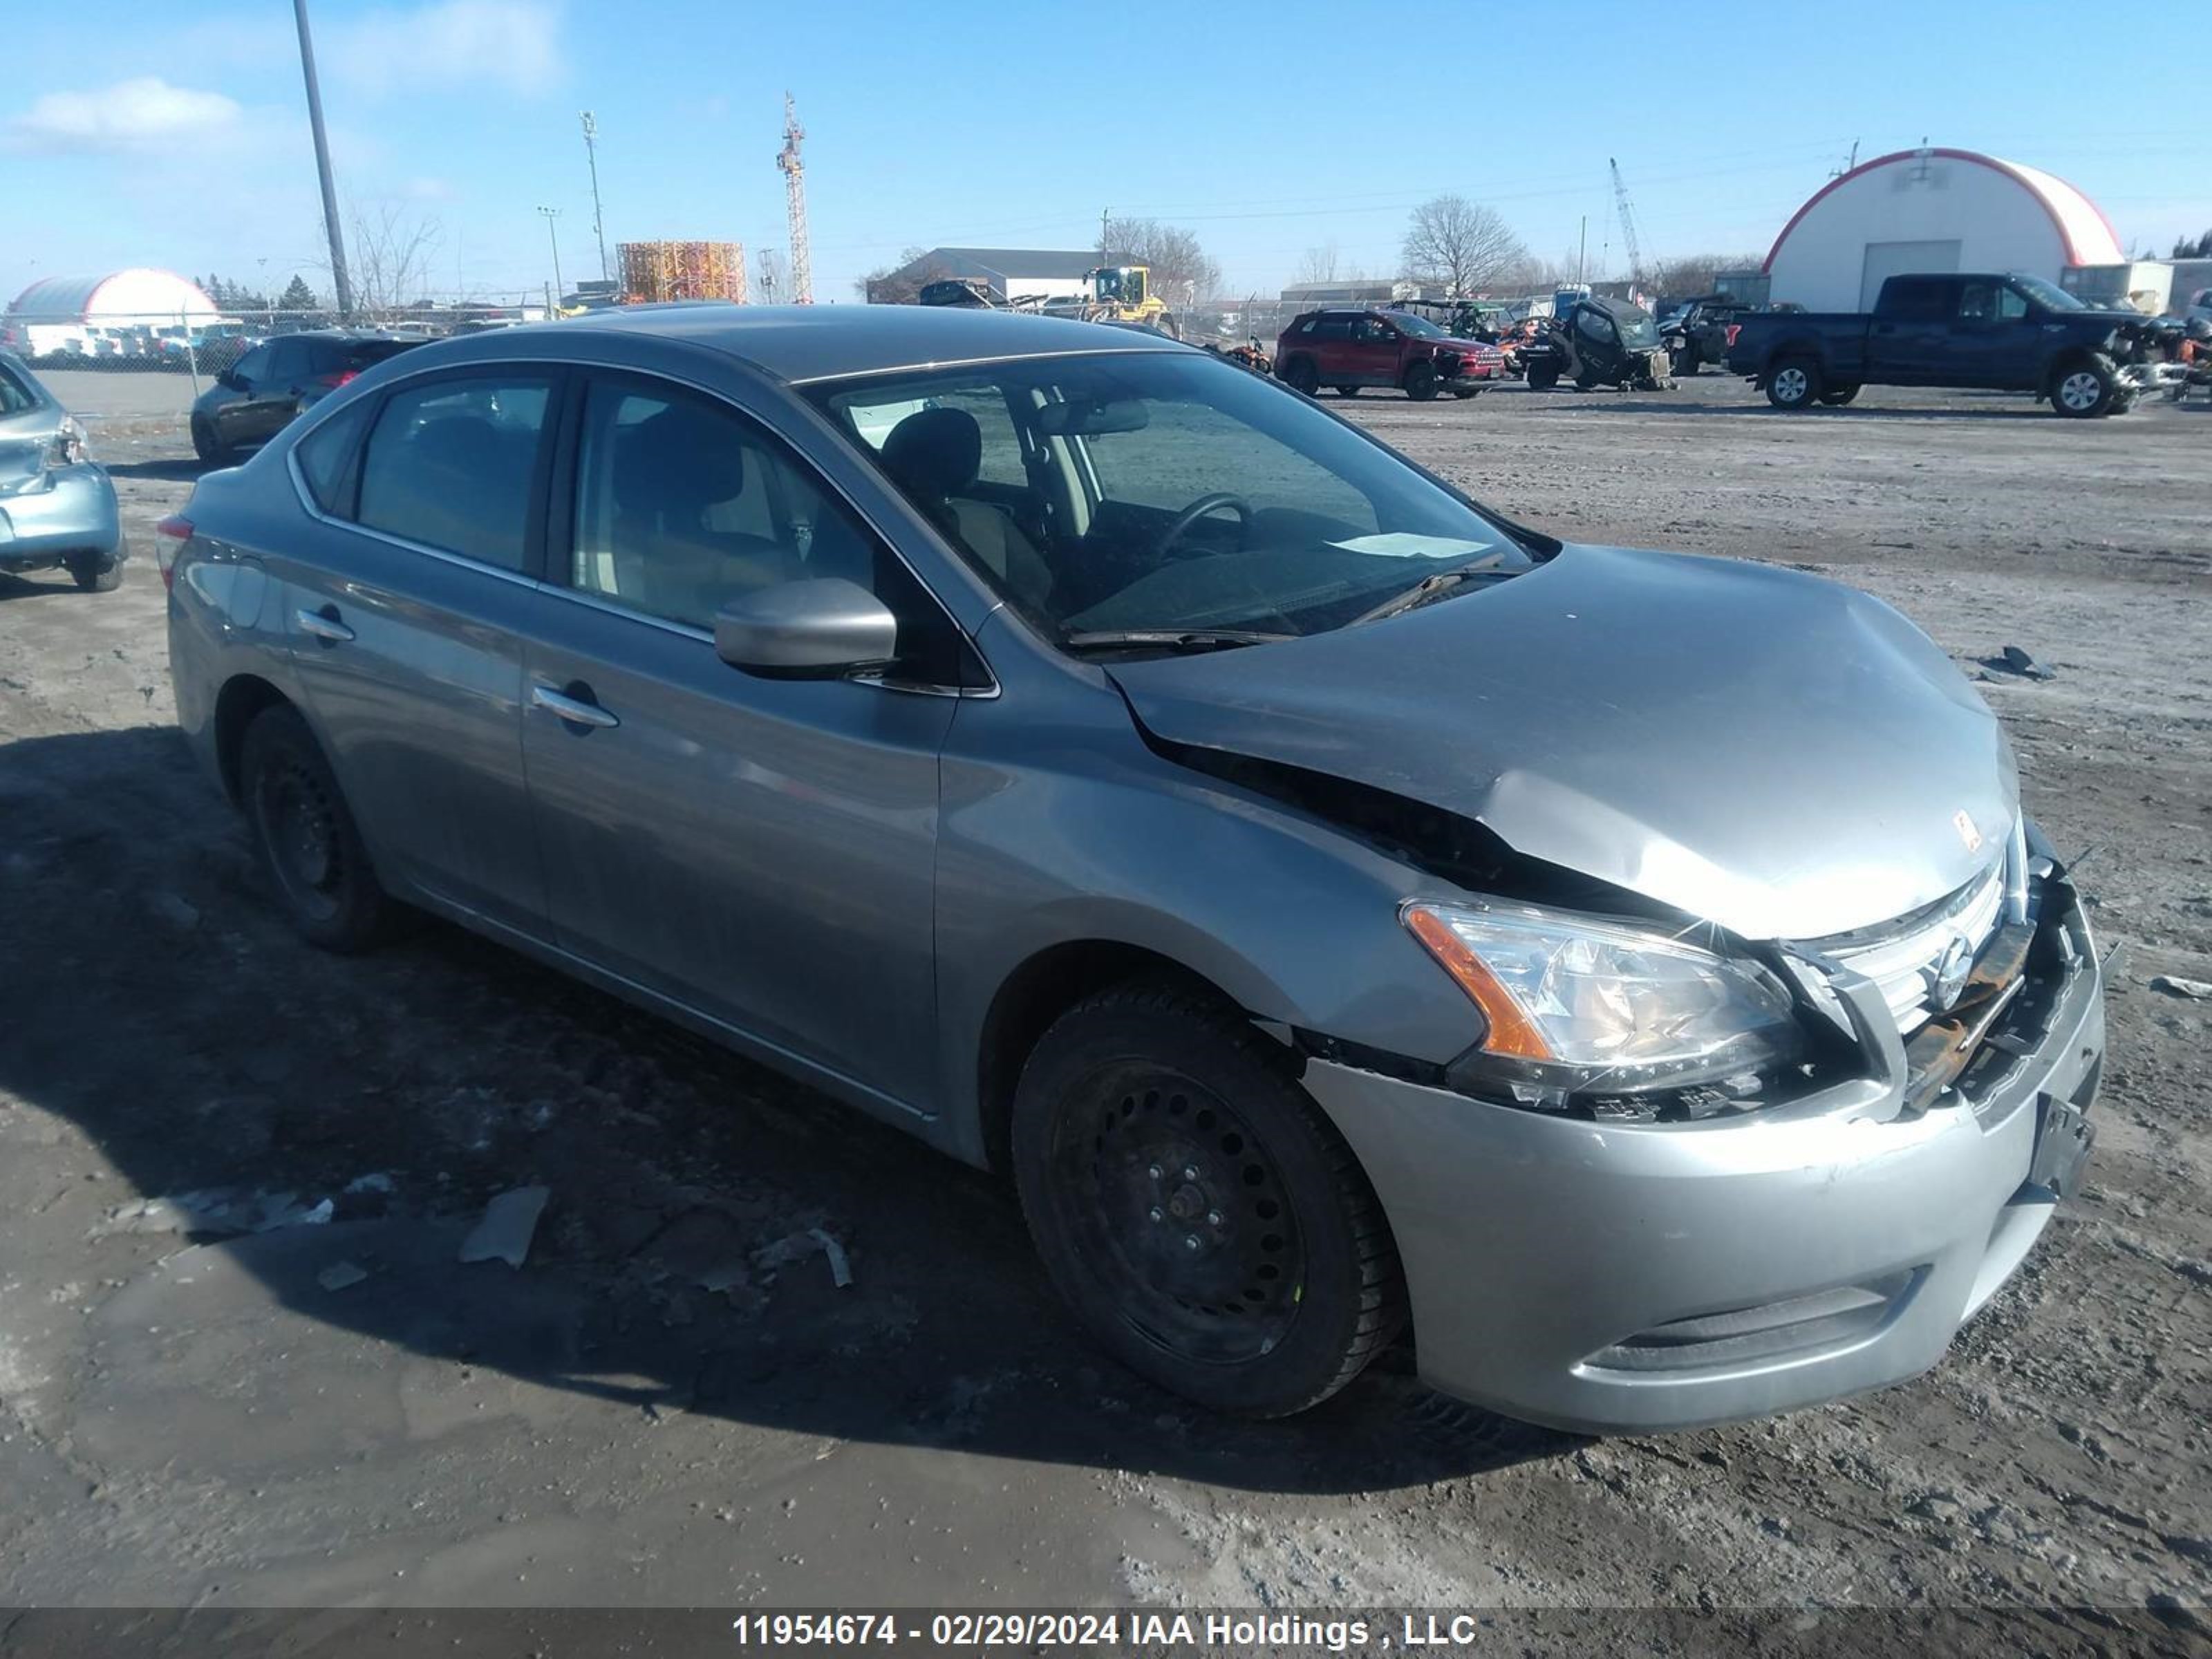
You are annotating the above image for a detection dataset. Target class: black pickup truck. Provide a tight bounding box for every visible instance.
[1725,272,2172,418]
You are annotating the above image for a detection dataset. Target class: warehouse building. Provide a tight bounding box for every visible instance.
[1763,149,2125,312]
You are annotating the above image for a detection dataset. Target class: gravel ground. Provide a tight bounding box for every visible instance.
[0,373,2206,1639]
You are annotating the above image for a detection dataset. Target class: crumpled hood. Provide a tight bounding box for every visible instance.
[1108,543,2016,941]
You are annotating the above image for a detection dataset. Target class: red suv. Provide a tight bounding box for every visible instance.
[1274,308,1507,401]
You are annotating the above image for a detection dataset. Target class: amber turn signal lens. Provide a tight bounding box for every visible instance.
[1404,906,1555,1060]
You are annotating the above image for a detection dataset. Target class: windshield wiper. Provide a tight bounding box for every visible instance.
[1060,628,1296,655]
[1347,559,1506,627]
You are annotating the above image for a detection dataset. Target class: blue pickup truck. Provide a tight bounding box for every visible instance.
[1725,272,2173,418]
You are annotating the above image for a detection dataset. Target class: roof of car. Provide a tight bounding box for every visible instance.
[540,302,1187,383]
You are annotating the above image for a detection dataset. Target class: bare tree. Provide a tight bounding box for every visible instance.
[1643,251,1765,300]
[1400,196,1527,297]
[1103,217,1221,304]
[344,203,444,318]
[1295,242,1341,285]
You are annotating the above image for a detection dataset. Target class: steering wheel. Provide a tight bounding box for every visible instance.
[1156,492,1253,558]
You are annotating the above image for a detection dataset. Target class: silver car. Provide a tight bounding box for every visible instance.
[0,349,124,590]
[164,306,2103,1432]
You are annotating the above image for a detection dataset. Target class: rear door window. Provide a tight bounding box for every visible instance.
[1882,279,1950,321]
[355,375,555,570]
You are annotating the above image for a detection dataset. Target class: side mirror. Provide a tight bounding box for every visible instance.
[713,578,898,679]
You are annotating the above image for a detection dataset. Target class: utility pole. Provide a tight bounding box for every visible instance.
[538,206,564,307]
[580,111,609,281]
[1577,216,1586,286]
[1100,207,1110,259]
[292,0,353,319]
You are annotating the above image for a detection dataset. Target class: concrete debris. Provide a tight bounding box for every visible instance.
[458,1185,550,1270]
[92,1188,332,1240]
[756,1226,854,1289]
[1983,644,2056,681]
[317,1261,369,1293]
[2150,975,2212,1000]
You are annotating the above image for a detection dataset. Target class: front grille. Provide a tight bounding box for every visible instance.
[1799,858,2008,1037]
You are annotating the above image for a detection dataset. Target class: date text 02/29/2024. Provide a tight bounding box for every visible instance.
[727,1611,1503,1650]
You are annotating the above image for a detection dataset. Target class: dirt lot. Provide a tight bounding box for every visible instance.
[1,373,2207,1637]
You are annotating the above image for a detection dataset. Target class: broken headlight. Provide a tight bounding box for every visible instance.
[1404,899,1805,1098]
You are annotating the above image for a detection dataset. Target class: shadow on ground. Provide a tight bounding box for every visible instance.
[0,725,1573,1496]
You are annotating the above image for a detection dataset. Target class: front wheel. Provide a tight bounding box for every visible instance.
[1280,357,1320,395]
[1403,361,1439,402]
[1012,982,1406,1418]
[241,704,403,953]
[1526,362,1559,391]
[2050,359,2117,418]
[190,415,231,465]
[1766,358,1821,409]
[1671,346,1699,377]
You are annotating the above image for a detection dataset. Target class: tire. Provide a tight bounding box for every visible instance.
[1451,388,1482,400]
[68,544,123,592]
[1671,346,1699,378]
[1011,981,1407,1418]
[1333,386,1360,398]
[1818,384,1861,406]
[2050,357,2117,418]
[190,415,231,465]
[1526,362,1560,391]
[240,704,402,953]
[1281,357,1319,395]
[1403,361,1439,402]
[1765,357,1821,410]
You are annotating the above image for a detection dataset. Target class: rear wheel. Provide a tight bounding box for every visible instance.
[1282,357,1320,395]
[1403,361,1439,402]
[1012,982,1406,1418]
[190,415,231,465]
[67,545,122,592]
[2050,358,2117,418]
[1526,362,1560,391]
[1766,357,1821,409]
[1671,346,1699,377]
[1818,384,1861,406]
[241,704,402,953]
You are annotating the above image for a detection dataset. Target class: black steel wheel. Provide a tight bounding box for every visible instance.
[190,415,231,465]
[1403,360,1440,401]
[68,547,122,591]
[241,704,400,952]
[1012,981,1405,1417]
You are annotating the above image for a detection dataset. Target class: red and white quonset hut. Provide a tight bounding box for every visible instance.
[1763,149,2124,312]
[2,269,218,356]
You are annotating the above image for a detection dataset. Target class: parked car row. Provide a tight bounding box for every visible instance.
[159,305,2104,1432]
[190,330,430,462]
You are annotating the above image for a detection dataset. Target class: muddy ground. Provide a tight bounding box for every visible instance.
[0,372,2206,1635]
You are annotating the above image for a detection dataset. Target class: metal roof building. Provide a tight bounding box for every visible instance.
[1763,149,2125,312]
[6,268,218,324]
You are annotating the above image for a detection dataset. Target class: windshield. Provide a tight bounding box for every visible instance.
[1387,312,1446,338]
[812,351,1535,648]
[2010,274,2083,311]
[1609,306,1661,348]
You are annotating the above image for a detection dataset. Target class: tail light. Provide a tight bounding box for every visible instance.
[154,514,194,592]
[1724,324,1742,348]
[315,369,359,391]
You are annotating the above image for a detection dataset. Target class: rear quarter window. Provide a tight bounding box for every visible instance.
[294,398,375,514]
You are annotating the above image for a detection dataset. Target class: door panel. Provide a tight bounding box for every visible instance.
[520,601,953,1108]
[518,374,963,1112]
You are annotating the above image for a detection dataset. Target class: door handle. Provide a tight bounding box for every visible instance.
[295,606,354,644]
[531,683,619,730]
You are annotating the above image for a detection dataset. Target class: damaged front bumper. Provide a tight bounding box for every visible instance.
[0,462,124,573]
[1302,873,2103,1434]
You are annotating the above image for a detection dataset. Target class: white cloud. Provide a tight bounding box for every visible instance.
[6,77,243,153]
[337,0,564,99]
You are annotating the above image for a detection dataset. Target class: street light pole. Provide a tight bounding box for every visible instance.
[292,0,353,318]
[580,112,609,282]
[537,207,564,310]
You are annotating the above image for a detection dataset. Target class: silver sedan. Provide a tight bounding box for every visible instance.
[0,350,124,590]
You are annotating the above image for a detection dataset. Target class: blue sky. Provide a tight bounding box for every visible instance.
[5,0,2205,309]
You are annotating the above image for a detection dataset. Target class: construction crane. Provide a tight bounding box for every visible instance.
[1609,157,1646,292]
[777,93,812,305]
